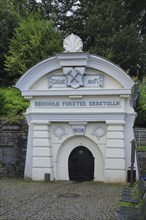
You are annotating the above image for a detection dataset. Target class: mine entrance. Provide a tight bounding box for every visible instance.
[68,146,94,181]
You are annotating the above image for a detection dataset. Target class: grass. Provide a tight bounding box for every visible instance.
[120,185,141,208]
[137,146,146,151]
[121,201,141,208]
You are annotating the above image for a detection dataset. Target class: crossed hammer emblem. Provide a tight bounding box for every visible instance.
[67,69,81,83]
[64,67,85,88]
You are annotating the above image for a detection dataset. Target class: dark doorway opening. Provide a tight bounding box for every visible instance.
[68,146,94,181]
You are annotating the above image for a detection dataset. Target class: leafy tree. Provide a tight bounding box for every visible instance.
[140,78,146,111]
[8,0,28,16]
[0,87,29,123]
[135,77,146,127]
[5,13,63,84]
[122,0,146,79]
[0,0,20,86]
[27,0,39,14]
[79,0,145,79]
[123,0,146,36]
[34,0,145,79]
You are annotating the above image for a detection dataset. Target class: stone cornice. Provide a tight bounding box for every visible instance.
[56,52,89,67]
[24,112,126,122]
[21,89,132,97]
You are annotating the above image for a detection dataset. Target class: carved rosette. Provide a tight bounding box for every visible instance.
[53,126,68,139]
[91,125,106,140]
[63,33,83,52]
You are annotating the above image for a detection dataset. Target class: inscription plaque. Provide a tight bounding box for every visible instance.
[35,98,121,108]
[48,74,103,88]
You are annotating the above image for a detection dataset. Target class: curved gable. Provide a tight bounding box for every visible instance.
[15,53,134,97]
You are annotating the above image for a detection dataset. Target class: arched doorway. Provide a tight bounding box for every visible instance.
[68,146,94,181]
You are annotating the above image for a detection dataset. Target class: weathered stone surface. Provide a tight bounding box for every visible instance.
[0,122,27,178]
[0,179,123,220]
[134,128,146,177]
[138,151,146,177]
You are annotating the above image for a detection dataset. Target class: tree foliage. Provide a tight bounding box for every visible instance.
[0,0,21,86]
[5,13,63,83]
[0,87,29,123]
[7,0,28,16]
[29,0,146,79]
[140,78,146,111]
[135,77,146,127]
[86,1,142,76]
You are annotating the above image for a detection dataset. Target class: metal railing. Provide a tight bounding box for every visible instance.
[134,128,146,146]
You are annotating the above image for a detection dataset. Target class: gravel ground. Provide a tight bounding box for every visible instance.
[0,178,124,220]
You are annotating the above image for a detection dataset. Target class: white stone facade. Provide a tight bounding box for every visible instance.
[16,34,137,182]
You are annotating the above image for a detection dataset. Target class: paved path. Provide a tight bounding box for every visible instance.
[0,178,123,220]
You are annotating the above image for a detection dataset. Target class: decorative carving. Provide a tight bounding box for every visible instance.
[91,125,106,140]
[63,33,83,52]
[63,67,85,89]
[53,126,68,139]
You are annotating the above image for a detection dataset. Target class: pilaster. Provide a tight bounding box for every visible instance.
[124,113,138,178]
[24,122,33,178]
[30,120,53,180]
[105,120,126,182]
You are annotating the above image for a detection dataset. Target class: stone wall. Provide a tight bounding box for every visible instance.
[0,122,27,178]
[134,128,146,178]
[138,151,146,178]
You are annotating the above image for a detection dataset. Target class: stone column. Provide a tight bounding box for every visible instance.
[105,120,126,182]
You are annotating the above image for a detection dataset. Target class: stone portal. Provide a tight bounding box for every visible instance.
[15,34,137,182]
